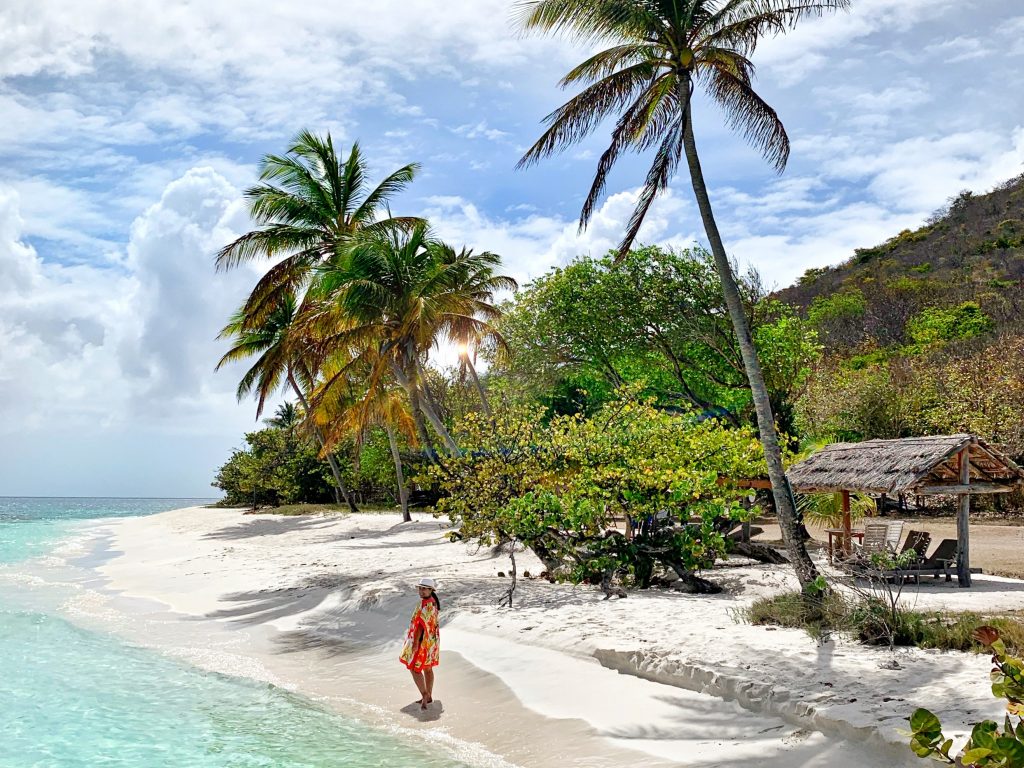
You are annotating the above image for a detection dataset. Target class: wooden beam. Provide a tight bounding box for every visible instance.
[957,446,972,588]
[916,483,1014,495]
[841,490,852,557]
[720,477,773,489]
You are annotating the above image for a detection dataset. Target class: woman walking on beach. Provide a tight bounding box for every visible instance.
[400,577,440,709]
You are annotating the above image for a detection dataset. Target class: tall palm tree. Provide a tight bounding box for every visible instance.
[215,130,421,325]
[216,292,359,512]
[311,224,514,459]
[515,0,849,590]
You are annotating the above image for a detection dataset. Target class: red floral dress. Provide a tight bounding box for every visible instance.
[399,598,440,671]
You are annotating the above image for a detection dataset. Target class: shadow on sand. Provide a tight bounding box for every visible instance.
[399,700,444,722]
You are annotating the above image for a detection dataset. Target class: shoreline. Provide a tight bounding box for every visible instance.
[27,505,1024,767]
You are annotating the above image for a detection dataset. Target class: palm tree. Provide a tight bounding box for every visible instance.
[515,0,849,591]
[215,131,421,325]
[264,402,300,432]
[434,243,519,416]
[216,292,359,512]
[316,359,418,522]
[311,225,514,459]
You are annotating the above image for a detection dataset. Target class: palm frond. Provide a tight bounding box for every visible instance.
[702,53,790,171]
[517,62,659,168]
[616,115,684,260]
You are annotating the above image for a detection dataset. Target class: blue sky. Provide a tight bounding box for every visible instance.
[1,0,1023,497]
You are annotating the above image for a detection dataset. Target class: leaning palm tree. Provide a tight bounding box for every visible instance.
[216,291,359,512]
[215,130,421,325]
[515,0,849,591]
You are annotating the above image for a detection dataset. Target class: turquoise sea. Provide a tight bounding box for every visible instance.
[0,498,469,768]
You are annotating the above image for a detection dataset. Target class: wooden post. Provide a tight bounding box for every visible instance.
[957,445,972,587]
[841,490,852,556]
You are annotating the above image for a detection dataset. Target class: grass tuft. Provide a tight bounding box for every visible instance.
[745,592,1024,654]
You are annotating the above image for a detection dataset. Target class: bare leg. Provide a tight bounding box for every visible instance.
[423,668,434,703]
[409,669,426,701]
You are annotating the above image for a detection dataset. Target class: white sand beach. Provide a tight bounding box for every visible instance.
[51,506,1024,768]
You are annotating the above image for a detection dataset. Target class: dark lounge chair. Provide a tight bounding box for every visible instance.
[888,538,970,583]
[898,530,932,562]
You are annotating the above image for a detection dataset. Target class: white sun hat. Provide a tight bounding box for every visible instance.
[416,577,437,589]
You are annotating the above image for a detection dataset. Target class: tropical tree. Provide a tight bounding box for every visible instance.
[215,130,421,324]
[434,243,518,416]
[264,402,300,432]
[312,224,515,458]
[515,0,849,591]
[216,291,358,512]
[315,351,419,521]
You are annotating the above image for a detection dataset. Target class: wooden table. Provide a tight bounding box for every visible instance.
[826,528,864,564]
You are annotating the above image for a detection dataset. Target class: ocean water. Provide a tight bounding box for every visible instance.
[0,498,469,768]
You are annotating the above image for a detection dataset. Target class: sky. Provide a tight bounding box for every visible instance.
[1,0,1023,497]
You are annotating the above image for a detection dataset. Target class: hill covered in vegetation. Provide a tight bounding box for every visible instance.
[779,174,1024,352]
[781,173,1024,462]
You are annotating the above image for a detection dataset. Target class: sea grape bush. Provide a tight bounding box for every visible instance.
[909,627,1024,766]
[427,391,765,592]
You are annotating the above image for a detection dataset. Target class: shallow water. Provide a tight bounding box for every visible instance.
[0,498,469,768]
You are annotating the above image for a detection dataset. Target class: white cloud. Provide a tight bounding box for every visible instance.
[755,0,961,86]
[422,187,697,286]
[925,36,990,64]
[453,121,512,142]
[0,169,260,437]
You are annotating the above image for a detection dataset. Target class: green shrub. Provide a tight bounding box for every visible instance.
[808,290,866,326]
[746,592,1024,655]
[908,627,1024,766]
[907,302,995,345]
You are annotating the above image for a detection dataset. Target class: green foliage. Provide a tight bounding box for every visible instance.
[745,590,849,642]
[494,246,820,425]
[908,628,1024,766]
[907,302,995,346]
[426,392,765,590]
[212,424,340,507]
[748,594,1024,655]
[795,491,875,529]
[808,290,866,326]
[799,267,829,286]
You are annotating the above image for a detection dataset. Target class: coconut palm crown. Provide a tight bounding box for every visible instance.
[215,130,421,325]
[515,0,850,255]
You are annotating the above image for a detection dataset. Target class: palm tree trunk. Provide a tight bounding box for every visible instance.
[462,352,492,416]
[392,350,461,457]
[386,424,411,522]
[287,371,359,513]
[388,360,439,462]
[679,96,818,591]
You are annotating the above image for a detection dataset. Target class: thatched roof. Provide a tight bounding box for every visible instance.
[787,434,1024,495]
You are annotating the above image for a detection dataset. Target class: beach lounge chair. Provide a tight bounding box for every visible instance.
[885,538,963,583]
[884,521,905,552]
[858,523,889,555]
[919,539,960,582]
[898,530,931,562]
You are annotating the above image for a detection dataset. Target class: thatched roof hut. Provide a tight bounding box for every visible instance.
[786,434,1024,587]
[787,433,1024,495]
